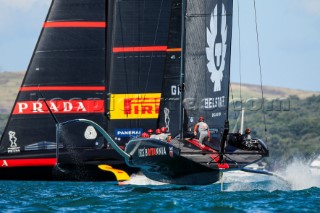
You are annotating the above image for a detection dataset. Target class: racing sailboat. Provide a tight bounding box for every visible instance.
[69,0,269,185]
[0,0,174,180]
[122,0,269,185]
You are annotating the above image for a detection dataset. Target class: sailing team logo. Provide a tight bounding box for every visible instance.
[84,126,98,140]
[8,131,20,153]
[206,3,228,92]
[110,93,161,119]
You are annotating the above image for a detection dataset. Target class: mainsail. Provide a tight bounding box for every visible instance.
[106,0,173,144]
[184,0,232,137]
[159,0,233,140]
[0,0,124,180]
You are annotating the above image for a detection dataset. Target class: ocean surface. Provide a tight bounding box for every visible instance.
[0,160,319,212]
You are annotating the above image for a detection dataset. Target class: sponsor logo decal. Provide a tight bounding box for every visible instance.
[115,128,143,138]
[206,3,228,92]
[138,147,167,157]
[8,131,20,153]
[1,160,8,167]
[13,100,104,114]
[84,126,98,140]
[171,85,181,96]
[110,93,161,119]
[203,96,226,109]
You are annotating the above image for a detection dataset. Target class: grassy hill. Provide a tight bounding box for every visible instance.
[0,72,24,135]
[1,71,320,168]
[0,72,24,114]
[1,71,318,115]
[231,82,320,99]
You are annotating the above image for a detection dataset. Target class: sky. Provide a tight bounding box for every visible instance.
[0,0,320,92]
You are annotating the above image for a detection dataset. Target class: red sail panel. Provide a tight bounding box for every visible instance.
[43,21,106,28]
[20,86,106,91]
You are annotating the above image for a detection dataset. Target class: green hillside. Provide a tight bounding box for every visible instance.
[0,72,24,114]
[0,71,319,168]
[0,72,24,136]
[229,95,320,168]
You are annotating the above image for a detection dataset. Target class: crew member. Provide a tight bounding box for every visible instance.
[147,129,154,137]
[159,127,169,142]
[150,128,161,140]
[241,128,252,141]
[193,116,210,145]
[141,132,149,138]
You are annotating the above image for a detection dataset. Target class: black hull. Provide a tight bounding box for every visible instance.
[125,139,220,185]
[125,137,268,185]
[0,149,138,181]
[0,164,138,181]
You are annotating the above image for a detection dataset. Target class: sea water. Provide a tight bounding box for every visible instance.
[0,159,319,212]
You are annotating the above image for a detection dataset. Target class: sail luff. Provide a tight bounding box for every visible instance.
[158,0,182,137]
[179,0,186,139]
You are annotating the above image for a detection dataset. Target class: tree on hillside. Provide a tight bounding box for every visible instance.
[229,95,320,170]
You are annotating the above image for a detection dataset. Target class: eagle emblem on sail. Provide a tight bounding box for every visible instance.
[206,3,228,92]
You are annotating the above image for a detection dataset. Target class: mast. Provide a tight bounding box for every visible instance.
[179,0,186,139]
[240,108,244,134]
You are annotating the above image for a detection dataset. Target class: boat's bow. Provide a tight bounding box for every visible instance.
[124,138,220,185]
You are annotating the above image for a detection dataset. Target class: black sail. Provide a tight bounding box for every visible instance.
[183,0,233,139]
[0,0,107,169]
[106,0,173,143]
[158,0,182,138]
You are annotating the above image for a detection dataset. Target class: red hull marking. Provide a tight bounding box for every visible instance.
[43,21,106,28]
[20,86,105,92]
[187,139,230,169]
[1,158,56,167]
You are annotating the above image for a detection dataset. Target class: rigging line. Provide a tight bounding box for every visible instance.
[253,0,268,142]
[230,1,243,125]
[137,0,146,128]
[116,3,134,131]
[144,0,165,93]
[117,4,129,95]
[138,0,146,94]
[237,0,243,104]
[229,84,238,120]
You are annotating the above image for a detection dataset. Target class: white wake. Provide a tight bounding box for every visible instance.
[119,172,167,186]
[223,158,320,191]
